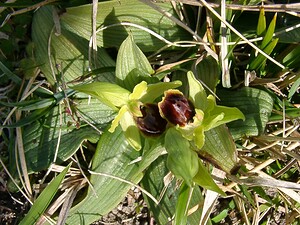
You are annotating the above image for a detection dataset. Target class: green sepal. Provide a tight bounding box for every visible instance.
[165,128,199,186]
[203,95,245,131]
[193,159,226,196]
[72,82,130,109]
[187,71,207,110]
[139,80,182,103]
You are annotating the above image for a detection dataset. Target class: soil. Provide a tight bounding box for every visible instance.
[0,169,155,225]
[0,171,29,225]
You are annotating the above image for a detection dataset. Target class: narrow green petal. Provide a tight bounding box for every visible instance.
[187,71,207,110]
[129,81,148,100]
[109,105,127,133]
[120,111,142,151]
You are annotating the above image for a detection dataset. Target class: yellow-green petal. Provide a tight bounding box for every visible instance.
[108,105,127,133]
[129,81,147,100]
[120,111,142,151]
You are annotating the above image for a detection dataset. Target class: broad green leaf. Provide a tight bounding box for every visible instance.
[141,156,203,225]
[60,0,190,52]
[64,127,165,224]
[19,164,70,225]
[256,8,266,36]
[187,71,207,110]
[193,159,225,196]
[218,87,274,139]
[32,6,115,85]
[72,82,130,109]
[199,125,238,174]
[195,56,220,93]
[21,98,116,173]
[116,35,155,90]
[165,128,199,186]
[261,13,277,49]
[174,182,190,225]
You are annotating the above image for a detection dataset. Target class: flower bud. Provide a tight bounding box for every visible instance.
[135,103,167,136]
[159,90,195,126]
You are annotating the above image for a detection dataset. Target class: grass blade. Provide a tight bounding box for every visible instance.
[19,164,71,225]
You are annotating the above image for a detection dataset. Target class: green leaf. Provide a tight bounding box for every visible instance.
[288,76,300,100]
[64,127,165,224]
[19,98,56,111]
[116,35,155,91]
[218,87,274,139]
[1,106,54,128]
[174,182,190,225]
[193,159,225,196]
[261,13,277,49]
[21,98,116,173]
[60,0,190,52]
[32,6,115,85]
[199,125,238,174]
[72,82,130,109]
[211,209,229,223]
[0,61,22,84]
[248,38,278,71]
[256,8,266,36]
[195,56,220,93]
[165,128,199,186]
[19,164,70,225]
[141,156,203,225]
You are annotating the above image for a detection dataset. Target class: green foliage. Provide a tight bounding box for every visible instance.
[2,1,300,224]
[19,164,71,225]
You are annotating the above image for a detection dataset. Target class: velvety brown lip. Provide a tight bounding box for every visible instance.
[135,103,167,136]
[159,91,195,126]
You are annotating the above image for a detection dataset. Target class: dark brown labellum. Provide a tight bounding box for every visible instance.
[135,103,167,136]
[159,91,195,126]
